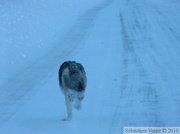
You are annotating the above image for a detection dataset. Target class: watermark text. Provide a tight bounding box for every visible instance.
[124,127,180,134]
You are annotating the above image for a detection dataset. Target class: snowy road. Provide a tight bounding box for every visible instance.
[0,0,180,133]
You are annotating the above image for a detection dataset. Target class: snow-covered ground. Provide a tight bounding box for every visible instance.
[0,0,180,133]
[0,0,105,84]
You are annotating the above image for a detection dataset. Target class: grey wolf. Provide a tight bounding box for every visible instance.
[59,61,87,121]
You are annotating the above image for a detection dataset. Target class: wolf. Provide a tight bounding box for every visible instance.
[59,61,87,121]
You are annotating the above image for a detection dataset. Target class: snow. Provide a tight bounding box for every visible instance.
[0,0,104,84]
[0,0,180,133]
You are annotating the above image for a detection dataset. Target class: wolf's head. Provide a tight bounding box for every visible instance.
[68,62,79,74]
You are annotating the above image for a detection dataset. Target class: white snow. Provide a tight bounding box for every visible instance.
[0,0,180,133]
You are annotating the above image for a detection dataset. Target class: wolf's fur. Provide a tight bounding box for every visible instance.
[59,61,87,121]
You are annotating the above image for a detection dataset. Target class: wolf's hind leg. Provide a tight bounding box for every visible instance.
[74,92,84,110]
[74,96,82,110]
[63,94,74,121]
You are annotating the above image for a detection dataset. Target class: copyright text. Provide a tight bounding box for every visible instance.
[124,127,180,134]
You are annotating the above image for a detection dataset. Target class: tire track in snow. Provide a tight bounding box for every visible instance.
[0,0,113,122]
[117,0,180,127]
[144,3,180,125]
[117,6,164,126]
[106,1,166,132]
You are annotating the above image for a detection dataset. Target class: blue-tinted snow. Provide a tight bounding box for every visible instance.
[0,0,180,134]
